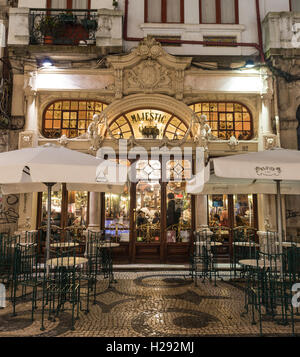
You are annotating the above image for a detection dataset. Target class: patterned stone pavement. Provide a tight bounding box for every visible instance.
[0,271,299,338]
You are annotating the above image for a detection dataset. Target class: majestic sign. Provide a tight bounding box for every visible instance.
[130,111,166,124]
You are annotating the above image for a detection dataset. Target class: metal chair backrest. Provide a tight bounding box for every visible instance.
[233,226,256,242]
[194,230,212,256]
[259,231,279,256]
[85,230,103,258]
[13,242,38,283]
[210,225,231,243]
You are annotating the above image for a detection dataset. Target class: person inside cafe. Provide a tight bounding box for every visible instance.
[137,210,148,226]
[167,192,176,228]
[220,209,229,226]
[152,211,160,224]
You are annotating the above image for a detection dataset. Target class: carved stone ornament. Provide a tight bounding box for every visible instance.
[263,134,277,150]
[19,131,37,149]
[228,135,239,151]
[193,114,216,150]
[106,36,192,99]
[88,113,106,153]
[58,134,69,147]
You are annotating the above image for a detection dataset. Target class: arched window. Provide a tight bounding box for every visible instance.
[42,100,107,138]
[189,102,253,140]
[107,109,191,140]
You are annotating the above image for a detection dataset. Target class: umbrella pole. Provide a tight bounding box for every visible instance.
[275,179,284,277]
[44,183,55,271]
[276,180,283,255]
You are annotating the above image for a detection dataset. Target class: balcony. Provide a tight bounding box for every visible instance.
[29,9,98,46]
[8,7,123,50]
[262,11,300,55]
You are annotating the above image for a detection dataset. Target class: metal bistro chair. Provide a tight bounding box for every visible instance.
[0,234,21,289]
[41,246,81,331]
[191,229,217,287]
[38,225,63,260]
[97,237,117,288]
[65,225,86,255]
[242,250,296,336]
[11,242,42,321]
[80,230,104,311]
[231,226,258,280]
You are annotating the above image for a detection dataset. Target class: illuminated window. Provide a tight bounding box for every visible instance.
[107,109,191,140]
[190,102,253,140]
[164,117,190,140]
[42,100,107,138]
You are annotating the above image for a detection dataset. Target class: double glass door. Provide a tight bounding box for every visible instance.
[104,158,193,263]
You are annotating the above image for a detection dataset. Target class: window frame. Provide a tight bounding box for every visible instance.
[190,101,253,141]
[290,0,300,11]
[199,0,239,25]
[144,0,184,24]
[42,99,107,139]
[46,0,91,9]
[106,108,191,140]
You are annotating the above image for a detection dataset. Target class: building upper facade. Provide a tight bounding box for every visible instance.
[2,0,299,157]
[6,0,298,59]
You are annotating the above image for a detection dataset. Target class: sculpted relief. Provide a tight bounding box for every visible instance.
[124,59,172,94]
[107,37,192,100]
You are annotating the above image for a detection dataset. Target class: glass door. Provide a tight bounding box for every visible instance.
[133,159,162,263]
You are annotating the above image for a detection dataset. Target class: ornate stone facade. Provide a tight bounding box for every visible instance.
[107,37,192,100]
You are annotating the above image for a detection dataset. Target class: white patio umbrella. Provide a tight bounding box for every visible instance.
[187,148,300,256]
[0,143,127,263]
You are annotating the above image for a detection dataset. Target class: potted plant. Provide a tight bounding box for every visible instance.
[113,0,118,9]
[141,126,160,139]
[81,17,98,31]
[37,16,63,44]
[58,12,77,25]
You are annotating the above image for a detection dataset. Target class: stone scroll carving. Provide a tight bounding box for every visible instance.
[106,37,192,100]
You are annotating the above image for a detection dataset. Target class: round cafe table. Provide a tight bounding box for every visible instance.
[194,241,222,247]
[10,242,37,248]
[50,242,79,248]
[239,259,282,270]
[232,242,259,247]
[90,242,119,285]
[275,242,300,248]
[46,256,88,267]
[91,242,120,248]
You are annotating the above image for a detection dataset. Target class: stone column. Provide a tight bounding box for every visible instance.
[195,195,208,230]
[17,131,38,231]
[259,70,277,150]
[88,192,101,231]
[96,9,123,48]
[257,193,277,232]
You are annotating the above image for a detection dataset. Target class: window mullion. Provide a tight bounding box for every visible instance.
[162,0,167,23]
[216,0,221,24]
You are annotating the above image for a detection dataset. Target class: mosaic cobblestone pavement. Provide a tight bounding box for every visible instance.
[0,271,299,337]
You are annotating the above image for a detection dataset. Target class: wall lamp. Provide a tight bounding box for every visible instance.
[244,60,255,68]
[40,57,54,68]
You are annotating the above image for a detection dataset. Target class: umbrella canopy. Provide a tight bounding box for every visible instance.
[187,147,300,260]
[0,143,128,264]
[213,148,300,181]
[187,161,300,195]
[0,143,126,185]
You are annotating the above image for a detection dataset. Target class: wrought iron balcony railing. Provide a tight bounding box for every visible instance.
[29,8,98,46]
